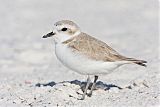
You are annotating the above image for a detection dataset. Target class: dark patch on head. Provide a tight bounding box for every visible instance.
[61,27,68,31]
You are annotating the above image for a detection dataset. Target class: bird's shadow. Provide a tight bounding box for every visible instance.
[35,80,122,91]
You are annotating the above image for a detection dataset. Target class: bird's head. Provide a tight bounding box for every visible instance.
[43,20,81,43]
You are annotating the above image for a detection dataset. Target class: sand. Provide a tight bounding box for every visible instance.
[0,0,159,107]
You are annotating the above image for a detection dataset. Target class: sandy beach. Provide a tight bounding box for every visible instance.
[0,0,159,107]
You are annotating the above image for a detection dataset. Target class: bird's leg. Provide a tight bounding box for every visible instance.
[81,75,91,100]
[88,75,98,97]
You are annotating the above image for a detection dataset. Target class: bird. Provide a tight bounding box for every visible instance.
[42,20,147,100]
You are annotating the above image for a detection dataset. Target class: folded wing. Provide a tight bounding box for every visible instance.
[63,32,147,67]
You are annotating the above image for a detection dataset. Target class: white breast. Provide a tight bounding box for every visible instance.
[54,43,122,75]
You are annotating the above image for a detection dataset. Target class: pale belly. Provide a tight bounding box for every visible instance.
[55,43,120,75]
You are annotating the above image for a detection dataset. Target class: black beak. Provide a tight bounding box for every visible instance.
[42,31,55,38]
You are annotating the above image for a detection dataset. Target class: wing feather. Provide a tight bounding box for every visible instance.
[64,32,126,61]
[63,32,147,67]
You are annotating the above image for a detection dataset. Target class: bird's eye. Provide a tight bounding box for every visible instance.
[61,28,68,31]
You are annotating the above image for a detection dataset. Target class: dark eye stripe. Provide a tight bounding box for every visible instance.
[61,28,67,31]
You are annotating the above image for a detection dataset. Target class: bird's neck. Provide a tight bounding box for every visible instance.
[54,31,81,44]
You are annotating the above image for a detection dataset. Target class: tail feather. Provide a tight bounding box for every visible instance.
[125,58,147,67]
[134,60,147,67]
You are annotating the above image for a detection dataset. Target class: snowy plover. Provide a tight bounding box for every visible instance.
[43,20,147,100]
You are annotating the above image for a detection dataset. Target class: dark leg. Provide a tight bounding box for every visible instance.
[88,75,98,97]
[80,75,91,100]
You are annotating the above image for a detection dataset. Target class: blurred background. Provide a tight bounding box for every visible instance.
[0,0,158,85]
